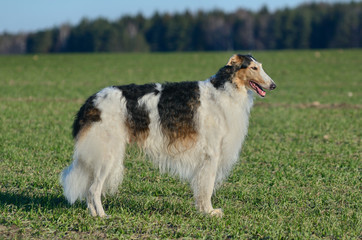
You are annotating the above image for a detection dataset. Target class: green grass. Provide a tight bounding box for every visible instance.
[0,50,361,239]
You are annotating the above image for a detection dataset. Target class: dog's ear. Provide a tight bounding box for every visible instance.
[226,54,243,67]
[227,54,252,69]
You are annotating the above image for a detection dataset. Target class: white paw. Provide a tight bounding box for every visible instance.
[210,208,223,217]
[98,213,109,218]
[88,208,97,217]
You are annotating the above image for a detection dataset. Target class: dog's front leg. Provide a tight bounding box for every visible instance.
[191,153,223,217]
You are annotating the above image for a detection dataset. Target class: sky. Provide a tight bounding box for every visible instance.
[0,0,348,33]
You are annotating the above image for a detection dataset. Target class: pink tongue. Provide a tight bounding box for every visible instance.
[250,81,266,97]
[258,88,266,97]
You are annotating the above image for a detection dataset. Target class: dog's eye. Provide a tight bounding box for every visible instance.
[251,67,258,70]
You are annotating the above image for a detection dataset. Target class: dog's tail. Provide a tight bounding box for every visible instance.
[60,158,91,204]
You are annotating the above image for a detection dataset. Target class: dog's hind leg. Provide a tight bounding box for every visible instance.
[87,160,112,217]
[191,152,223,217]
[86,146,126,217]
[89,138,126,217]
[87,193,97,217]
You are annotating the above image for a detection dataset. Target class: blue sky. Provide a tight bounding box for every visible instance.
[0,0,345,33]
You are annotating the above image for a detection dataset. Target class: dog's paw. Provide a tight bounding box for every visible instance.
[98,213,110,218]
[210,208,223,217]
[88,208,97,217]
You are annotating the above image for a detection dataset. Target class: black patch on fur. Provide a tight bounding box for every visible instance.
[241,54,254,68]
[115,84,159,139]
[210,65,235,89]
[211,54,254,89]
[158,81,200,143]
[72,94,101,138]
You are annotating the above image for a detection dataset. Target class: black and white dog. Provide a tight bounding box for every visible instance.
[61,54,276,217]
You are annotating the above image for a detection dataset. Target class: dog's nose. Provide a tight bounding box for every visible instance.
[270,83,277,90]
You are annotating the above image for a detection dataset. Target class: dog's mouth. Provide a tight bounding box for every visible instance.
[249,81,266,97]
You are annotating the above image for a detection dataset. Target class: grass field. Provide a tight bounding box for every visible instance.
[0,50,361,239]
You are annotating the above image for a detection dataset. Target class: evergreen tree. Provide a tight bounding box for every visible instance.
[1,1,360,54]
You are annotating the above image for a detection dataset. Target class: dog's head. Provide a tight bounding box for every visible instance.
[226,54,276,97]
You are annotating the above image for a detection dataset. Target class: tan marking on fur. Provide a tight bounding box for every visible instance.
[86,108,102,121]
[163,123,199,153]
[125,120,150,146]
[75,108,101,141]
[75,124,92,142]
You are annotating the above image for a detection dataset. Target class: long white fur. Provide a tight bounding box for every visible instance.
[61,58,272,217]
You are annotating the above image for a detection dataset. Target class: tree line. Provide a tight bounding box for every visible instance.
[0,2,361,54]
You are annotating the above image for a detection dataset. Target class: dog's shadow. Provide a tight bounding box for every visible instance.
[0,191,69,212]
[104,193,195,217]
[0,191,196,218]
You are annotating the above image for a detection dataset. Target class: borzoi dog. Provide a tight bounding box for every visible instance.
[61,54,276,217]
